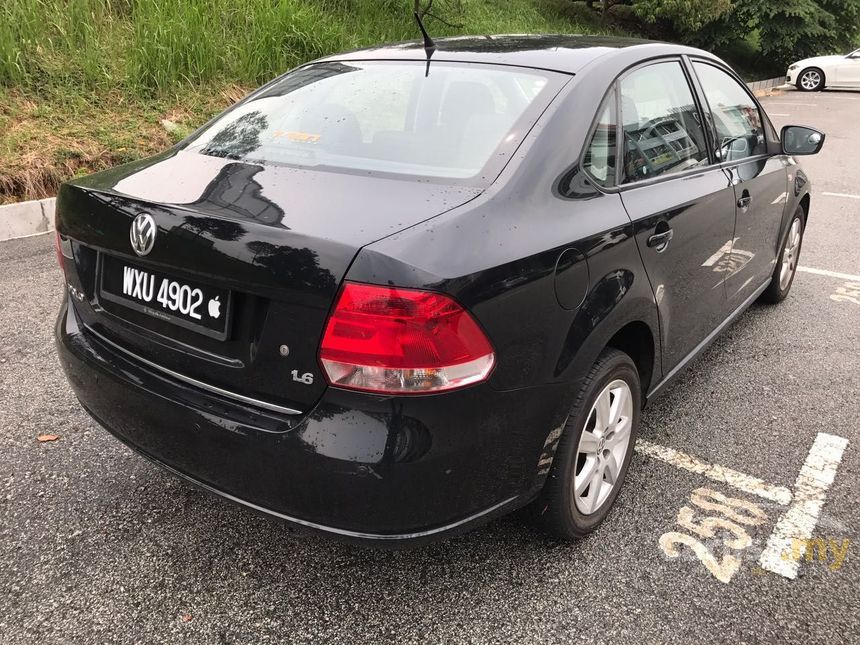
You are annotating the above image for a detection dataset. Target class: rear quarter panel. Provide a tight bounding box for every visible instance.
[348,64,663,404]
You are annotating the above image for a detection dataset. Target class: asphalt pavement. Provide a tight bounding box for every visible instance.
[1,88,858,644]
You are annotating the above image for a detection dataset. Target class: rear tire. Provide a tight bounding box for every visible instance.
[797,67,825,91]
[760,207,805,304]
[533,348,641,539]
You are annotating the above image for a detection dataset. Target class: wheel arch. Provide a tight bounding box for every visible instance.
[798,66,826,90]
[604,320,656,398]
[780,189,810,250]
[799,192,810,221]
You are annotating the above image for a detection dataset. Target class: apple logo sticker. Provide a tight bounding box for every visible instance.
[208,296,222,319]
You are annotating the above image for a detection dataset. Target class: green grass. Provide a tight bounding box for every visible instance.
[0,83,238,202]
[0,0,617,202]
[0,0,613,92]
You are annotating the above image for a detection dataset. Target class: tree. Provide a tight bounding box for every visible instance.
[736,0,860,66]
[633,0,733,35]
[632,0,860,67]
[581,0,631,20]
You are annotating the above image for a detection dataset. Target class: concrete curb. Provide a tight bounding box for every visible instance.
[748,77,789,98]
[0,197,56,242]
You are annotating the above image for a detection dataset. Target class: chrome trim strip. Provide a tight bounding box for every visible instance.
[85,326,303,416]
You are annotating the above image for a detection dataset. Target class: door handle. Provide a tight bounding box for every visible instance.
[737,190,752,210]
[647,229,674,252]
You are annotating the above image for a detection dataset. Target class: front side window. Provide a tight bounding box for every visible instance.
[693,62,767,162]
[184,61,561,183]
[582,89,617,187]
[619,61,709,184]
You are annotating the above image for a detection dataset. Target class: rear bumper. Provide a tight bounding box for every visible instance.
[56,299,570,544]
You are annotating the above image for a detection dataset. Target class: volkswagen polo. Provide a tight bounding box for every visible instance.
[55,35,823,543]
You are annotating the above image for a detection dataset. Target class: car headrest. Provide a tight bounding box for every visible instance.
[300,104,363,151]
[621,94,639,130]
[440,82,496,126]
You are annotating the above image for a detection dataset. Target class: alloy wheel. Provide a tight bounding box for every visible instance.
[800,70,821,90]
[779,218,802,290]
[573,379,633,515]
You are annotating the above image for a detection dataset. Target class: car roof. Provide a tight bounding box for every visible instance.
[314,34,688,74]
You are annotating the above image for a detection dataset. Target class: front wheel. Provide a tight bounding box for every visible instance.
[534,348,641,539]
[760,208,805,304]
[797,67,825,91]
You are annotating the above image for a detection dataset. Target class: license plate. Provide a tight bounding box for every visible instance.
[99,255,232,339]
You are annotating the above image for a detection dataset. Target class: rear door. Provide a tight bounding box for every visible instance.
[616,59,737,372]
[691,61,788,306]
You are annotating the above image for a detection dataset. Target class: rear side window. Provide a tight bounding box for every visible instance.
[693,62,767,162]
[582,90,618,188]
[620,61,709,184]
[184,61,561,183]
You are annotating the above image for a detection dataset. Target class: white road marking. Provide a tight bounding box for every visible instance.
[768,113,790,117]
[817,94,860,100]
[7,230,54,240]
[768,94,860,102]
[822,191,860,200]
[797,266,860,282]
[635,440,793,505]
[758,433,849,579]
[702,238,736,266]
[763,101,817,106]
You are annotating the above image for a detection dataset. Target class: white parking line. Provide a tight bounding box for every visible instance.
[635,440,793,505]
[798,266,860,282]
[768,113,790,117]
[758,433,849,579]
[773,94,860,102]
[817,94,860,100]
[822,191,860,200]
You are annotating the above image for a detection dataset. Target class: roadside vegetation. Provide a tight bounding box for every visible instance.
[1,0,857,203]
[1,0,612,202]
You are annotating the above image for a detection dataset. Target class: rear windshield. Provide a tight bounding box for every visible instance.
[184,61,563,183]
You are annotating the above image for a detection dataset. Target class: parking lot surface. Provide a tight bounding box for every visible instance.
[1,89,858,644]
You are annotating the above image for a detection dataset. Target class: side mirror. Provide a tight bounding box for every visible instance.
[781,125,825,155]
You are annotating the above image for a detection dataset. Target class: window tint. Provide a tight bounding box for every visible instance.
[620,61,708,184]
[583,90,617,187]
[185,61,557,182]
[693,62,767,162]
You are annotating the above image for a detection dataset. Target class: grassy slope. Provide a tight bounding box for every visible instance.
[0,86,247,203]
[0,0,613,203]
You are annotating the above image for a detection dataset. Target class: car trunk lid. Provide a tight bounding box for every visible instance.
[56,151,482,413]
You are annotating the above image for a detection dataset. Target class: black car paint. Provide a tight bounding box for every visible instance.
[58,152,489,412]
[55,36,813,543]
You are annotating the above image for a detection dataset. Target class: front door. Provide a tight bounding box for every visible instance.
[834,51,860,86]
[617,60,737,372]
[692,62,789,305]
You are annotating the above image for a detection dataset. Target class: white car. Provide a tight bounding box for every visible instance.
[787,48,860,91]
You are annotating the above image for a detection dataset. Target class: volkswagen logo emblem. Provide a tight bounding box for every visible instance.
[130,213,156,256]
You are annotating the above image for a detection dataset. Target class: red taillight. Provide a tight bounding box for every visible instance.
[319,282,495,394]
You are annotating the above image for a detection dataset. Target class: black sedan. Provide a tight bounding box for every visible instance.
[54,35,823,543]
